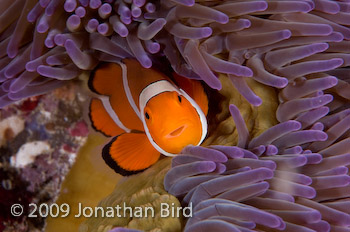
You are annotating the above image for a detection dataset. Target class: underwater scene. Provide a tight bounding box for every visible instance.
[0,0,350,231]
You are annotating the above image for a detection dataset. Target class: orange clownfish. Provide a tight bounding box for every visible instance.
[88,59,208,176]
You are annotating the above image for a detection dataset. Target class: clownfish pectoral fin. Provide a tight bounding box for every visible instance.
[172,72,209,116]
[89,98,126,137]
[102,132,161,176]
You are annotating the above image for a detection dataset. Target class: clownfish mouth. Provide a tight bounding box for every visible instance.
[166,125,186,139]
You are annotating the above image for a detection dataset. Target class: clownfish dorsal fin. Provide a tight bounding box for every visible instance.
[88,63,122,96]
[102,132,161,176]
[89,98,127,137]
[172,73,209,116]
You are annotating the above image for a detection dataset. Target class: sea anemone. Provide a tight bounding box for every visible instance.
[0,0,162,107]
[165,99,350,231]
[2,0,348,108]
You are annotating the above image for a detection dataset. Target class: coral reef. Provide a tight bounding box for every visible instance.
[0,82,89,231]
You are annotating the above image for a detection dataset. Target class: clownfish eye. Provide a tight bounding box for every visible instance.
[145,112,150,120]
[178,95,182,103]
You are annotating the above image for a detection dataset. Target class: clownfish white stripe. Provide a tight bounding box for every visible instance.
[139,80,180,111]
[120,62,141,119]
[99,95,131,133]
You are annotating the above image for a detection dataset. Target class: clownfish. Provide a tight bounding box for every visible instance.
[88,59,208,176]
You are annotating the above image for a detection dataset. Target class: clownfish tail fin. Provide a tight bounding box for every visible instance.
[102,132,161,176]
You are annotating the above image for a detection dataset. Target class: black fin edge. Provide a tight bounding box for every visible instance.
[102,135,146,176]
[88,69,99,94]
[88,99,112,137]
[88,62,108,94]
